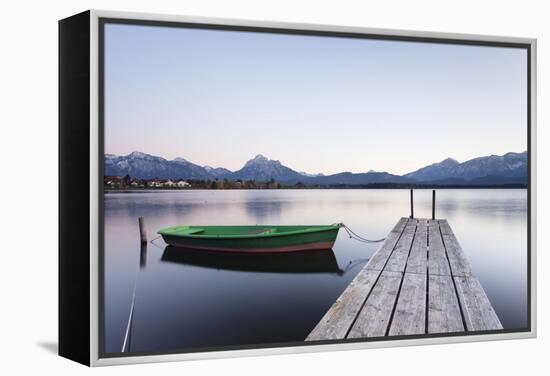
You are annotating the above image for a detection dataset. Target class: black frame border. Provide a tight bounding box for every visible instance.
[59,10,92,366]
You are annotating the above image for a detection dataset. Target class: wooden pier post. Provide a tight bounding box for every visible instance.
[138,217,147,244]
[432,189,436,220]
[140,243,147,269]
[410,189,414,219]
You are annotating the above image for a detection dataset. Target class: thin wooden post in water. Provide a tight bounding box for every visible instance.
[140,243,147,269]
[432,189,436,220]
[410,189,414,218]
[138,216,147,244]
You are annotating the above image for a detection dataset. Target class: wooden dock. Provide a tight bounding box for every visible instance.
[306,217,502,341]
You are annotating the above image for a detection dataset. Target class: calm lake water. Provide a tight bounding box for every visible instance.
[103,189,528,354]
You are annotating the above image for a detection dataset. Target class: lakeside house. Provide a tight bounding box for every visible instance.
[148,180,163,188]
[103,176,285,190]
[104,176,192,189]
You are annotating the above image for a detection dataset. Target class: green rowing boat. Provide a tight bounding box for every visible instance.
[158,224,341,253]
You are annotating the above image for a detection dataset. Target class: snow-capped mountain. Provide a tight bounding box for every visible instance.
[305,171,412,185]
[104,151,212,179]
[403,158,460,181]
[231,154,304,182]
[203,165,233,178]
[104,150,528,185]
[404,152,527,182]
[299,171,325,178]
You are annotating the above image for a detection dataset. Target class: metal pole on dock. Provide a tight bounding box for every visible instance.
[410,189,414,218]
[432,190,436,220]
[138,216,147,244]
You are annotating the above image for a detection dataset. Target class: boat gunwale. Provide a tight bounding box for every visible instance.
[157,224,341,240]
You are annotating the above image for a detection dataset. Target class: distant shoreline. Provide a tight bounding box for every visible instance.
[104,185,527,193]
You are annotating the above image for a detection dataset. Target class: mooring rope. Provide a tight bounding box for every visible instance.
[341,257,370,274]
[335,223,386,243]
[121,276,137,352]
[149,235,164,249]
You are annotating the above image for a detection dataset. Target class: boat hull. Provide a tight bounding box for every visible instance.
[158,225,340,253]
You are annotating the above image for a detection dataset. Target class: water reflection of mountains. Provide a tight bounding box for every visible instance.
[161,246,344,274]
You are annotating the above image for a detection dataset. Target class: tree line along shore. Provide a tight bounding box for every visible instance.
[104,175,526,190]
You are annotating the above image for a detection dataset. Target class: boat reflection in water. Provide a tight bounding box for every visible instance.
[161,246,344,275]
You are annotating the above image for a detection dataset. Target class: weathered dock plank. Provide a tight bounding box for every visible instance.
[389,219,428,336]
[406,219,428,274]
[454,275,503,331]
[306,269,380,340]
[428,275,464,333]
[305,217,502,342]
[389,272,427,335]
[428,220,451,276]
[383,220,417,273]
[439,220,472,276]
[348,271,402,338]
[365,217,409,271]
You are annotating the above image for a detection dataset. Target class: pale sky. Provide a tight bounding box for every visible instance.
[104,23,527,175]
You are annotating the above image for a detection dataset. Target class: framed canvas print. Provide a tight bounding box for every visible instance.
[59,10,537,366]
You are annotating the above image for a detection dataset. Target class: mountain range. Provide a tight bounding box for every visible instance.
[105,151,527,186]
